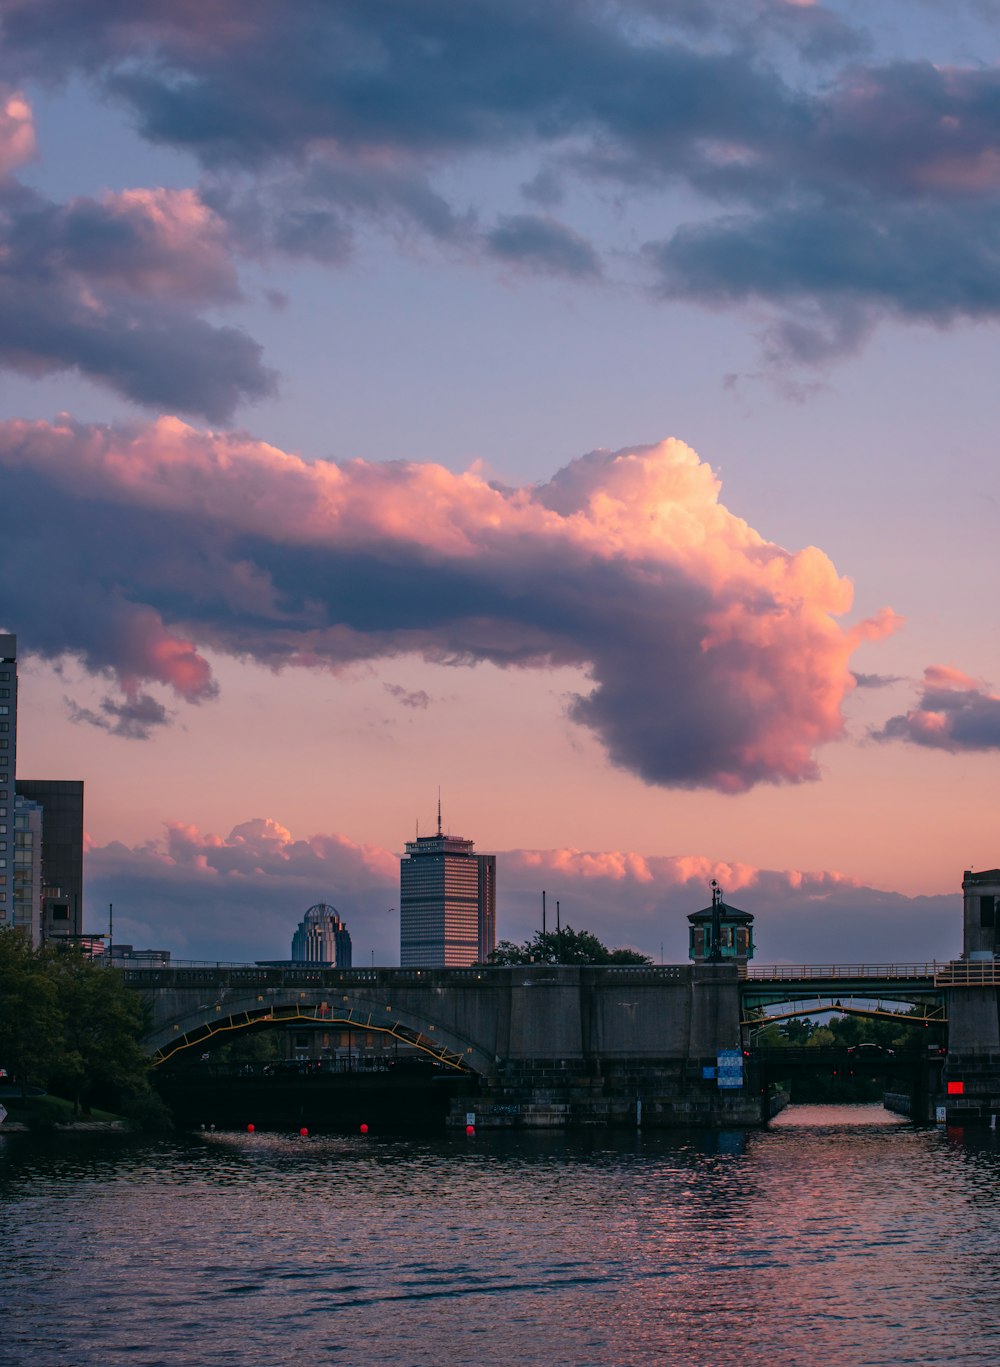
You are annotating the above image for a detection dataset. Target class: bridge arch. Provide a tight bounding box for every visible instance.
[139,977,496,1076]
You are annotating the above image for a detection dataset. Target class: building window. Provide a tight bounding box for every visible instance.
[980,895,996,929]
[51,905,70,921]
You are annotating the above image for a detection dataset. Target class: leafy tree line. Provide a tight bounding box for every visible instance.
[754,1008,944,1103]
[755,1008,938,1053]
[488,926,651,966]
[0,928,168,1126]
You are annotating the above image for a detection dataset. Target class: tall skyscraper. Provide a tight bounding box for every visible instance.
[0,635,17,934]
[291,903,353,966]
[400,807,497,967]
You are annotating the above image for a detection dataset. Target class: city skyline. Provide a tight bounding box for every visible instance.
[3,3,1000,964]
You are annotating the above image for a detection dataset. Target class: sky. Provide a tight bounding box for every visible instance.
[4,0,1000,965]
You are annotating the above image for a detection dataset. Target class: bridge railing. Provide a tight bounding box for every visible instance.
[934,960,1000,986]
[742,963,941,981]
[743,961,1000,986]
[119,963,692,987]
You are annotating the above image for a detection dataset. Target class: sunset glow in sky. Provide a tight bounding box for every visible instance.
[4,1,1000,963]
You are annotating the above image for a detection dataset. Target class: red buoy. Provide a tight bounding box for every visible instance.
[465,1124,475,1136]
[247,1124,255,1133]
[299,1126,309,1137]
[359,1123,369,1135]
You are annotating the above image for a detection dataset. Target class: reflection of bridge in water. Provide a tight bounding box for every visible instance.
[124,955,1000,1130]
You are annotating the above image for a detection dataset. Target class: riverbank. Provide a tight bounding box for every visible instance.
[1,1093,129,1132]
[1,1119,127,1132]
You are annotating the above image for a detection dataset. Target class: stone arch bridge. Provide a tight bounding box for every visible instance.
[125,958,1000,1127]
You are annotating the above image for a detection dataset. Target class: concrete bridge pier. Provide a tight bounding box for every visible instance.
[444,963,768,1130]
[941,985,1000,1124]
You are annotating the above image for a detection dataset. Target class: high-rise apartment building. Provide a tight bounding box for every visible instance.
[15,779,85,941]
[12,794,42,945]
[291,903,353,966]
[0,635,17,933]
[400,813,497,967]
[0,634,86,942]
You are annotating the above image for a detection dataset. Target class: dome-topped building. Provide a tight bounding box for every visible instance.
[688,880,754,965]
[291,903,353,967]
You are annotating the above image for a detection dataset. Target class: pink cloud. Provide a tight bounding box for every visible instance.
[0,420,897,790]
[873,664,1000,753]
[84,186,240,302]
[0,89,34,177]
[0,111,271,419]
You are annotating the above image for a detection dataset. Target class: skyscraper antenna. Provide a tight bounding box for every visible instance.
[437,787,442,836]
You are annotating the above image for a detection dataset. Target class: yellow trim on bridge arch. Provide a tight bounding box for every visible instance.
[152,1003,474,1071]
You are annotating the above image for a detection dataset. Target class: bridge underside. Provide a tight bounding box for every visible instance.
[741,978,944,1029]
[152,1004,474,1072]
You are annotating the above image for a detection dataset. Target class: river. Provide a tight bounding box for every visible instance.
[3,1105,999,1366]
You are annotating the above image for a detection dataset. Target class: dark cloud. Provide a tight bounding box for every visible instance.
[202,158,465,265]
[67,690,170,739]
[0,419,895,792]
[486,214,601,278]
[4,3,1000,358]
[84,817,962,964]
[384,684,432,710]
[852,672,902,690]
[647,197,1000,359]
[873,665,1000,752]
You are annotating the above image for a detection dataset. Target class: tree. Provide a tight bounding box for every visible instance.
[0,927,63,1092]
[43,945,151,1115]
[488,926,651,966]
[0,930,156,1118]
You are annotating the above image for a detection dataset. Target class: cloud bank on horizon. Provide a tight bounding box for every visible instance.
[88,815,962,966]
[0,1,1000,401]
[0,418,898,791]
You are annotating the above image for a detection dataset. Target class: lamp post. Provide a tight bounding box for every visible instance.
[709,880,723,964]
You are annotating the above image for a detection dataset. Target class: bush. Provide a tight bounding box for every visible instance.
[119,1089,174,1132]
[23,1096,70,1131]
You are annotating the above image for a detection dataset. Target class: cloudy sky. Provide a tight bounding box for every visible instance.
[5,0,1000,964]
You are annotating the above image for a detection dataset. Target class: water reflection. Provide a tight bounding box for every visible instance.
[2,1114,1000,1366]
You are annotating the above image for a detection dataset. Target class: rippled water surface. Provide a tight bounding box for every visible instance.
[3,1105,1000,1365]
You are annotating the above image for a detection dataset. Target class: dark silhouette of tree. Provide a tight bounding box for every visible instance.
[488,926,651,966]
